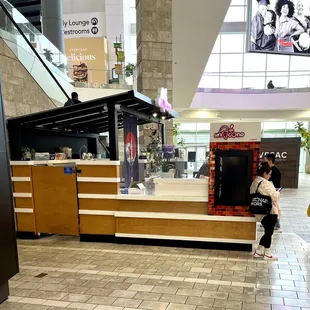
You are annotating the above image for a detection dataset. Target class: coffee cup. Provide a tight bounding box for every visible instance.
[55,153,66,160]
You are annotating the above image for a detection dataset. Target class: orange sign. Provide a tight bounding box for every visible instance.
[65,37,109,84]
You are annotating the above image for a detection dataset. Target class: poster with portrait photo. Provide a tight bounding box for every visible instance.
[247,0,310,56]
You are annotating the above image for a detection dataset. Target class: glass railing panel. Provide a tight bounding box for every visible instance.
[2,36,68,105]
[0,0,73,80]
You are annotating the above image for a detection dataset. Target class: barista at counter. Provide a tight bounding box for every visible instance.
[196,155,210,179]
[64,92,82,107]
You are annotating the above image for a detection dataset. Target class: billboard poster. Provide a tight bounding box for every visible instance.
[64,37,109,84]
[248,0,310,55]
[123,115,139,188]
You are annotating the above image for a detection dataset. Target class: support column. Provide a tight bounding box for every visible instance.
[136,0,173,146]
[41,0,65,53]
[108,105,119,160]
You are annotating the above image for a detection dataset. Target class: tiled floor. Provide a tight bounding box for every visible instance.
[1,175,310,310]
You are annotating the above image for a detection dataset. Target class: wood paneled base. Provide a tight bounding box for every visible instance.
[11,166,31,177]
[117,200,208,214]
[13,182,32,193]
[78,183,119,194]
[116,218,256,241]
[14,197,33,209]
[79,215,115,235]
[77,165,120,178]
[16,213,36,233]
[79,199,117,211]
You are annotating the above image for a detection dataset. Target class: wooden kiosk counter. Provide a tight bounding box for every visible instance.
[11,160,256,249]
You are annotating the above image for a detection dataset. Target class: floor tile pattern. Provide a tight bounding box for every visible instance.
[1,174,310,310]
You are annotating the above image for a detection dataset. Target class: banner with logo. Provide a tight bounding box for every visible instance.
[63,12,104,39]
[260,138,301,188]
[210,122,261,143]
[65,37,109,84]
[123,115,139,188]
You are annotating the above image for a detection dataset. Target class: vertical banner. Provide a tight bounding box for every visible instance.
[123,115,139,188]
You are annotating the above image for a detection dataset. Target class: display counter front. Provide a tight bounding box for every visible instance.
[11,160,256,250]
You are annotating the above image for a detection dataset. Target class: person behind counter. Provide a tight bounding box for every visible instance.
[64,92,82,107]
[196,157,210,179]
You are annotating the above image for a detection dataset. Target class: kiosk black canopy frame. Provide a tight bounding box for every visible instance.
[7,90,178,160]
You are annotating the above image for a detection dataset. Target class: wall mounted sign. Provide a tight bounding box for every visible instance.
[260,138,301,188]
[65,37,109,84]
[63,12,104,38]
[156,88,172,112]
[213,124,245,140]
[210,122,261,143]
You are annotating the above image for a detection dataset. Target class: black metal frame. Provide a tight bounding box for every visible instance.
[7,90,178,161]
[0,1,70,101]
[214,149,253,207]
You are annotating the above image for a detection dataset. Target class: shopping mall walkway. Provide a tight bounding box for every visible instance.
[1,175,310,310]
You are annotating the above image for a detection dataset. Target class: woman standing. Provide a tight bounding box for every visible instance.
[275,0,304,53]
[250,162,280,260]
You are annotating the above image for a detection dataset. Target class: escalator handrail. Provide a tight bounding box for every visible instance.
[0,1,70,102]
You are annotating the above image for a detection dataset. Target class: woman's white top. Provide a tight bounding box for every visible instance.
[250,176,280,221]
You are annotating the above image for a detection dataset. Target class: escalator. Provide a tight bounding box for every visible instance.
[0,0,74,106]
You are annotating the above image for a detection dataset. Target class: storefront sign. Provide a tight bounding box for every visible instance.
[117,51,125,62]
[260,138,301,188]
[156,88,172,112]
[210,122,261,143]
[213,124,245,140]
[260,151,287,161]
[115,64,123,75]
[63,13,104,38]
[65,37,109,84]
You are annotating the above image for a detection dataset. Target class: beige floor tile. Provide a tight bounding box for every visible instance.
[109,289,137,299]
[61,293,92,303]
[42,300,71,307]
[85,288,113,296]
[166,303,196,310]
[62,285,90,294]
[185,296,214,307]
[67,302,97,309]
[255,296,284,306]
[229,292,256,302]
[202,291,229,300]
[87,295,116,306]
[134,292,162,301]
[112,297,142,308]
[213,299,242,309]
[177,288,203,297]
[138,300,168,310]
[159,294,187,304]
[284,298,310,307]
[128,284,154,292]
[152,286,178,295]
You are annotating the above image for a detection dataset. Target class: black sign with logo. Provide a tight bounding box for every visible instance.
[260,138,301,188]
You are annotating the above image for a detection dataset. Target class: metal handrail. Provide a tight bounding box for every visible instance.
[0,1,70,101]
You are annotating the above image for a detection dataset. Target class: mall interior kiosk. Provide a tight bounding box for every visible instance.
[0,75,19,304]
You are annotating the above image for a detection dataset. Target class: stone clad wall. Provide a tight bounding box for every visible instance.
[136,0,173,146]
[0,38,56,118]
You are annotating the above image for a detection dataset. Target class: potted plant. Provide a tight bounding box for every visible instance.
[125,63,135,78]
[295,122,310,173]
[21,147,35,160]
